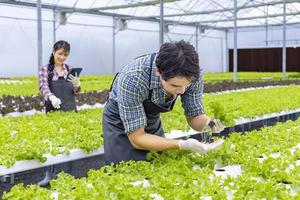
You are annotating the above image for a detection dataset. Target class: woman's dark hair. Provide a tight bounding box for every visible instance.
[48,40,70,65]
[155,40,200,81]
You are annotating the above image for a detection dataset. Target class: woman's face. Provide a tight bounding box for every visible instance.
[53,48,69,66]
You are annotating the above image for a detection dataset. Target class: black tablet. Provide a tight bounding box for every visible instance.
[68,68,82,77]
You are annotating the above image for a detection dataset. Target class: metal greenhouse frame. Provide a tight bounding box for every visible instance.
[0,0,299,79]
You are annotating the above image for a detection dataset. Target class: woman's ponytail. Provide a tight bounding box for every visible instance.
[48,53,54,66]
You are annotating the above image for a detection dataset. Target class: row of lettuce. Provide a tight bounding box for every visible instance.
[0,76,113,97]
[3,118,300,199]
[1,72,300,97]
[1,86,300,167]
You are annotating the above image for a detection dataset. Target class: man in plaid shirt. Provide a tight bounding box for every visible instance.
[103,40,224,164]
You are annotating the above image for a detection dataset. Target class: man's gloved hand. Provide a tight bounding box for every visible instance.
[203,118,225,133]
[68,73,80,87]
[178,138,224,154]
[49,95,61,109]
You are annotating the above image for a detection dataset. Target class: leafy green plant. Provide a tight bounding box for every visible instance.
[3,119,300,199]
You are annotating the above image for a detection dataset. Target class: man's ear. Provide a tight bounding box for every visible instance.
[156,68,161,76]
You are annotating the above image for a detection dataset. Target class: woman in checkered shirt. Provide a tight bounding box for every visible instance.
[39,40,81,113]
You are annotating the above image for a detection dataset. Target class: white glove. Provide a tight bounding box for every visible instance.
[203,118,225,133]
[67,73,80,87]
[49,95,61,109]
[178,138,224,154]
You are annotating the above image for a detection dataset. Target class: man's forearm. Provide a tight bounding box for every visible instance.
[128,128,179,151]
[186,114,210,132]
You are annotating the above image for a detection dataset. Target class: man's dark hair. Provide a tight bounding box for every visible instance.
[155,40,200,81]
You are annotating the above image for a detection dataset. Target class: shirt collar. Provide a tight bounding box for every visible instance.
[62,63,67,70]
[149,54,162,90]
[53,63,68,77]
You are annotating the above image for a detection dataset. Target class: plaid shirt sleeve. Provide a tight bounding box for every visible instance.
[38,65,52,100]
[116,72,148,134]
[181,77,205,117]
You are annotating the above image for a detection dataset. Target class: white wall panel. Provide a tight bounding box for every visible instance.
[0,6,227,77]
[227,25,300,48]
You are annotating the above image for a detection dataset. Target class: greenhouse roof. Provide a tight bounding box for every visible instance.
[1,0,300,29]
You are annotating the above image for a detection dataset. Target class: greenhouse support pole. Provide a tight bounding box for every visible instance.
[282,0,287,80]
[225,29,229,72]
[159,0,164,46]
[53,9,56,44]
[265,6,269,46]
[112,16,116,75]
[195,25,199,53]
[233,0,238,81]
[265,22,269,47]
[220,37,224,73]
[37,0,43,74]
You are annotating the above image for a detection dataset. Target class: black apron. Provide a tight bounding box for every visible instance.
[45,76,77,113]
[103,54,177,164]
